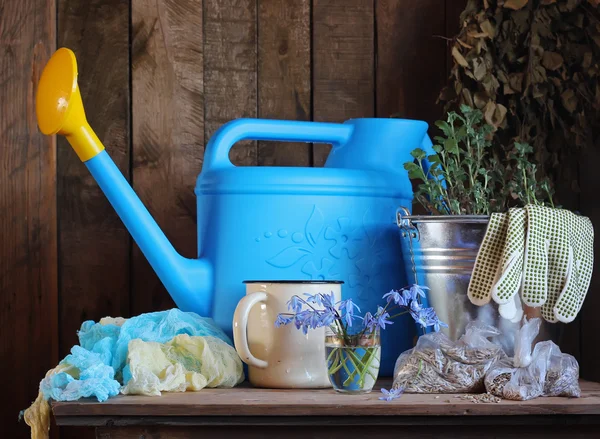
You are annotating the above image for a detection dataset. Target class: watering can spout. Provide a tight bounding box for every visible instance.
[36,48,213,316]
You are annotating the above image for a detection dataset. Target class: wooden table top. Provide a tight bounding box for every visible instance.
[52,379,600,421]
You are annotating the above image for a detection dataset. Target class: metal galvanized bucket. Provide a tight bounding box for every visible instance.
[397,208,561,355]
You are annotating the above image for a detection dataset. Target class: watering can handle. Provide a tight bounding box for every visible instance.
[203,119,353,170]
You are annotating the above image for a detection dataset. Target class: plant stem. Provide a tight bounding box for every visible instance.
[419,158,452,215]
[388,310,410,319]
[545,186,555,208]
[327,349,344,375]
[522,167,531,205]
[345,346,379,387]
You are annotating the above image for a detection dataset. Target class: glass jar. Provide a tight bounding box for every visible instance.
[324,327,381,394]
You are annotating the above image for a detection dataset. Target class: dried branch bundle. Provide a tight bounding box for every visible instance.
[441,0,600,199]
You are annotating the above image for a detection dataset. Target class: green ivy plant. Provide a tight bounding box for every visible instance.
[405,105,554,215]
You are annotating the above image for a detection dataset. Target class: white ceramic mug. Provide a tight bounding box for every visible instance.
[233,281,342,388]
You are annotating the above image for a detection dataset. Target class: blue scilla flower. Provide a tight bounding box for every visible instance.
[433,318,448,332]
[410,297,423,313]
[304,293,322,306]
[362,312,377,332]
[379,387,404,401]
[412,308,430,328]
[409,284,429,299]
[321,291,337,309]
[308,311,322,330]
[340,299,360,315]
[288,296,303,313]
[412,306,440,329]
[375,306,393,330]
[383,289,407,306]
[402,289,414,305]
[275,315,293,327]
[319,310,336,327]
[294,310,311,331]
[344,312,353,327]
[339,299,359,327]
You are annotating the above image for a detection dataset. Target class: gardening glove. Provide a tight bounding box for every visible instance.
[491,208,527,322]
[467,212,509,306]
[522,205,594,323]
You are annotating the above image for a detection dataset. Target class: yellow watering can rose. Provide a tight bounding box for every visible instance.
[36,47,104,161]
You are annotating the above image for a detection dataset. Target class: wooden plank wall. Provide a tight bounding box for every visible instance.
[0,1,57,438]
[57,0,132,360]
[130,0,204,314]
[3,1,598,438]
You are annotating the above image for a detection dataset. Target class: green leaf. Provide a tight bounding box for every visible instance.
[427,161,441,172]
[444,138,460,155]
[455,125,468,140]
[435,120,452,137]
[427,154,442,164]
[459,104,473,115]
[449,199,462,215]
[410,148,427,160]
[515,142,533,155]
[404,162,422,179]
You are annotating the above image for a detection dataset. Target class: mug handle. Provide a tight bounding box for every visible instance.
[233,291,269,369]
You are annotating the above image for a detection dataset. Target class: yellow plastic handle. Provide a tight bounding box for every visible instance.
[36,48,105,162]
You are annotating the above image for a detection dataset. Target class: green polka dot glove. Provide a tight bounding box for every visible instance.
[467,212,509,306]
[522,205,594,323]
[468,205,594,324]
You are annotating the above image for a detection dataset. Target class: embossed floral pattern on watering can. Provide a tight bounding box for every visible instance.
[261,206,385,302]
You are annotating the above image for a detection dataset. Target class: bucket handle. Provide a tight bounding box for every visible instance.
[397,206,432,334]
[203,119,354,170]
[397,206,418,237]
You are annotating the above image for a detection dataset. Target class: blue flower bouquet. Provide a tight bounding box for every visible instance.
[276,285,445,394]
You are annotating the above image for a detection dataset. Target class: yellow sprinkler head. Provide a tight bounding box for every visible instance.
[36,47,79,135]
[36,48,104,161]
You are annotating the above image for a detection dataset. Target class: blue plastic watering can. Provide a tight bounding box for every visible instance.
[36,48,433,374]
